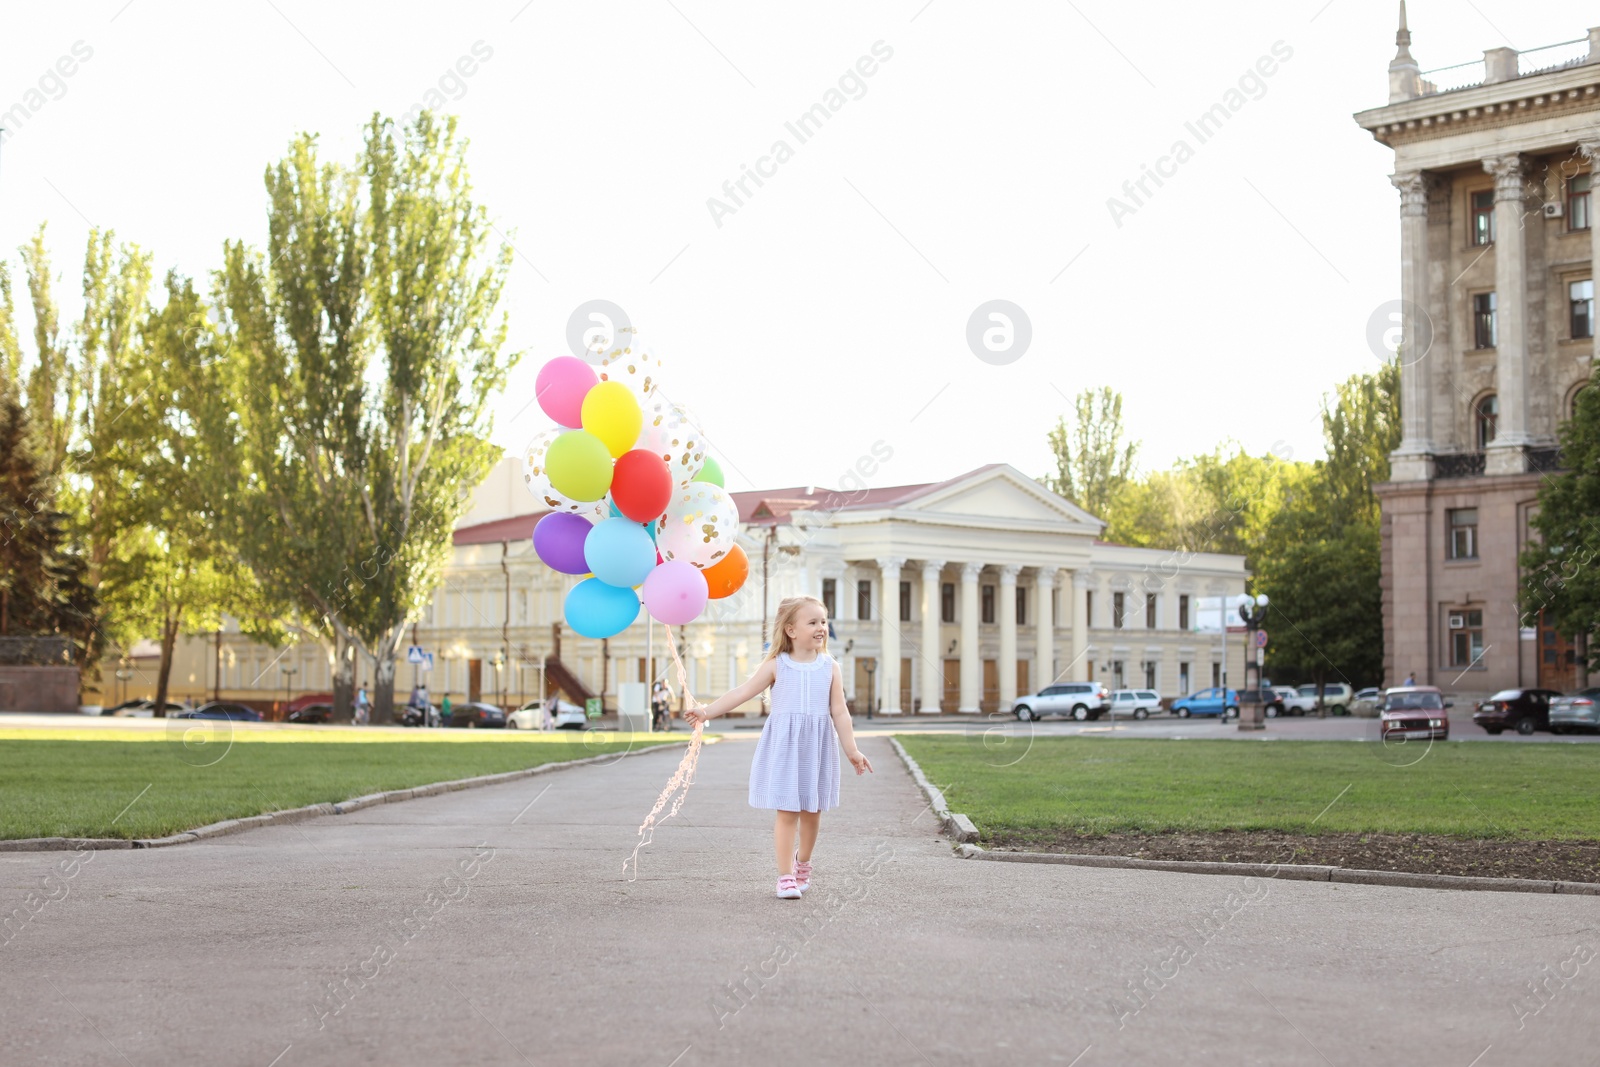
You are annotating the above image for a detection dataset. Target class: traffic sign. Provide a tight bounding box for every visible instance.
[418,653,434,672]
[584,697,602,718]
[407,645,427,664]
[1255,630,1269,649]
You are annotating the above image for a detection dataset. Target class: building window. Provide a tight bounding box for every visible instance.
[1016,586,1027,625]
[1569,383,1588,421]
[821,578,836,619]
[1143,660,1157,689]
[1572,279,1594,339]
[1450,609,1485,667]
[1570,174,1591,231]
[1448,508,1478,560]
[1211,662,1221,687]
[899,581,911,623]
[1112,592,1125,629]
[1145,593,1157,629]
[1178,594,1190,630]
[1084,591,1093,628]
[857,579,871,621]
[1179,662,1190,695]
[1473,291,1497,349]
[1471,189,1495,245]
[941,582,955,623]
[981,584,995,624]
[1474,394,1498,451]
[1112,660,1124,688]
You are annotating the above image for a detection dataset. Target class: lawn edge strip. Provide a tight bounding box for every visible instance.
[888,736,978,843]
[0,739,690,852]
[952,842,1600,895]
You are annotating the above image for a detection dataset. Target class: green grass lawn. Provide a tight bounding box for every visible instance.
[897,735,1600,841]
[0,738,677,840]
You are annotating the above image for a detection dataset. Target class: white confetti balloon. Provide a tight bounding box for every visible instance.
[597,342,663,413]
[638,400,706,487]
[656,483,740,568]
[522,430,608,520]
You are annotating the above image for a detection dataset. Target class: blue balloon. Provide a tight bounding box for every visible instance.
[583,517,656,588]
[564,578,640,639]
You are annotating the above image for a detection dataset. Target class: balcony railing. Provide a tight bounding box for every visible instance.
[1417,37,1593,97]
[1529,447,1566,473]
[1434,452,1486,479]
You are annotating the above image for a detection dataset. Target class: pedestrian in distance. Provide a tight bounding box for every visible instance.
[542,693,557,731]
[1403,671,1416,686]
[441,692,453,726]
[651,679,671,732]
[684,595,872,900]
[355,683,371,726]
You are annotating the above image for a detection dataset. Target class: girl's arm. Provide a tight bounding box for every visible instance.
[683,659,778,726]
[830,661,874,775]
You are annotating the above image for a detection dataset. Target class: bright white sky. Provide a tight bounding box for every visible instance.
[3,0,1596,497]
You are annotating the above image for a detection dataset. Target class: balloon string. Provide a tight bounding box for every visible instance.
[623,631,705,881]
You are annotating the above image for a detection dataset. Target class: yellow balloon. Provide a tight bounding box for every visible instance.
[581,380,643,458]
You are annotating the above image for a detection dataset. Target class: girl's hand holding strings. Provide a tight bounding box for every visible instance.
[684,707,712,728]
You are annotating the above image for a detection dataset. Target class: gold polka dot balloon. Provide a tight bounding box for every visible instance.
[637,399,706,487]
[597,341,663,413]
[656,483,739,568]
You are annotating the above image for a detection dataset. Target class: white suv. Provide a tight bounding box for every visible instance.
[1286,683,1355,716]
[1013,683,1111,722]
[1109,689,1163,720]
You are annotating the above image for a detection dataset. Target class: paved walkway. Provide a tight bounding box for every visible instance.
[3,733,1597,1066]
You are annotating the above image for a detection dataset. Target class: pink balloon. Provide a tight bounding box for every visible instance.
[536,357,600,428]
[640,559,709,625]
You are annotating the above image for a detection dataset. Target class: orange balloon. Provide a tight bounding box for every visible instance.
[701,543,749,599]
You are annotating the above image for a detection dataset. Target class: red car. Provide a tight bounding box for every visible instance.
[1379,686,1451,741]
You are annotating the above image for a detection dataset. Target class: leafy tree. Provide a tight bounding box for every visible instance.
[214,113,517,722]
[1522,366,1600,665]
[1255,522,1382,694]
[1044,386,1138,520]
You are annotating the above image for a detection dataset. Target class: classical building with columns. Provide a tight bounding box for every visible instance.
[1357,9,1600,692]
[154,460,1247,714]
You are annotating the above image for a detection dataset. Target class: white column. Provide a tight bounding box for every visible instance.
[919,559,945,713]
[876,557,904,715]
[1388,170,1435,481]
[958,562,982,713]
[1034,568,1055,689]
[1072,569,1092,678]
[1484,153,1532,472]
[998,565,1020,707]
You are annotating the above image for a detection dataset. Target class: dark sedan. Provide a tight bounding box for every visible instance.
[447,702,506,729]
[173,702,264,722]
[1473,688,1562,736]
[286,702,334,724]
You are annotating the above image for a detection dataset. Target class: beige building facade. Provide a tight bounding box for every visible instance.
[1357,10,1600,693]
[151,461,1247,715]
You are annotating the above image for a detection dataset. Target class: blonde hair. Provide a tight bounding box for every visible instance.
[764,596,828,661]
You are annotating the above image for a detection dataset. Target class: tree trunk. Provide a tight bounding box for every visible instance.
[373,645,397,725]
[331,632,355,723]
[153,610,179,718]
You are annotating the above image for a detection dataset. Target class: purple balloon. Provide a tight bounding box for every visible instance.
[641,559,709,625]
[534,512,593,575]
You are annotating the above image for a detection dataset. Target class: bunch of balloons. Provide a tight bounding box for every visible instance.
[523,347,751,639]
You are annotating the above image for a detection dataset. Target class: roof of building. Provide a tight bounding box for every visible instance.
[454,465,1040,543]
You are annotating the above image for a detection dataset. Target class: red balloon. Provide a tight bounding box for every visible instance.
[610,449,673,523]
[702,543,749,599]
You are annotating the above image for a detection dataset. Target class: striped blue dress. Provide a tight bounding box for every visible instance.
[748,652,841,813]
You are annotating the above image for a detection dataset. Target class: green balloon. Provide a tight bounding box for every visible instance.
[547,430,614,502]
[694,456,725,488]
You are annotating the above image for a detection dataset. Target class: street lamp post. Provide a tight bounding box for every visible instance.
[281,665,299,720]
[864,661,876,720]
[1237,595,1269,732]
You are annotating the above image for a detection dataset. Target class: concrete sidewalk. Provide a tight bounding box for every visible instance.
[3,734,1597,1066]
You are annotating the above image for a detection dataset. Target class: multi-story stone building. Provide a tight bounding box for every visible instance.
[1357,7,1600,693]
[151,459,1247,716]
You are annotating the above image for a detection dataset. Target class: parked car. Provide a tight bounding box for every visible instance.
[507,699,588,730]
[1286,683,1355,716]
[1170,687,1238,719]
[1473,688,1562,736]
[1549,687,1600,734]
[173,702,263,722]
[1237,687,1286,717]
[1108,689,1163,720]
[286,702,334,724]
[447,702,507,729]
[102,699,186,717]
[1269,687,1303,716]
[1378,686,1451,741]
[1012,683,1111,722]
[1350,687,1383,718]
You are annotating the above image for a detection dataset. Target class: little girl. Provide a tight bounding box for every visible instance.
[685,595,873,899]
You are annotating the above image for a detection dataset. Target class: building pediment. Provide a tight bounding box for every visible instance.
[856,465,1105,534]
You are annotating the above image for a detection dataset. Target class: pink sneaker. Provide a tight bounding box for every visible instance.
[793,851,812,893]
[775,874,802,900]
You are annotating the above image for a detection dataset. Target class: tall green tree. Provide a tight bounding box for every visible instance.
[214,112,518,722]
[1522,367,1600,665]
[1043,386,1139,521]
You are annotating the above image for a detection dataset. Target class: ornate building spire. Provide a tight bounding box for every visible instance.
[1388,0,1423,102]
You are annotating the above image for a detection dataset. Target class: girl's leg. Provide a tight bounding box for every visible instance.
[773,810,800,874]
[797,811,820,862]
